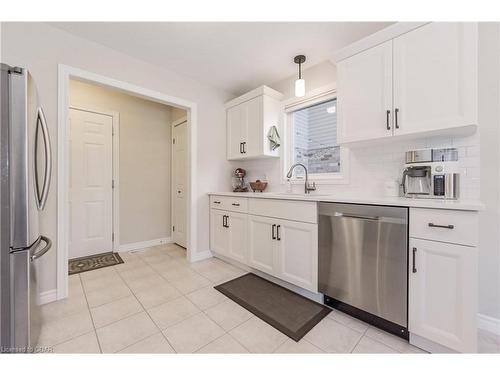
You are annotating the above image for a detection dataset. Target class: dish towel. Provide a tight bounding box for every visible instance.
[267,126,281,151]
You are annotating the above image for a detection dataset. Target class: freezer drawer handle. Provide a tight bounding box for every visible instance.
[34,107,52,210]
[412,247,417,273]
[30,235,52,262]
[428,223,454,229]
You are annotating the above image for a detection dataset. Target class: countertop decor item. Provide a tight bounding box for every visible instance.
[232,168,248,192]
[249,180,268,192]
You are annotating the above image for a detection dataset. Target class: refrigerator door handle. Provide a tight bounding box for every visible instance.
[30,235,52,262]
[35,107,52,210]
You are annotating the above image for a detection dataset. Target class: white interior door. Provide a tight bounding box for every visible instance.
[69,108,113,258]
[172,119,187,248]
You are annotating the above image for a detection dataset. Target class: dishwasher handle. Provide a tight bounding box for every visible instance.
[336,213,380,221]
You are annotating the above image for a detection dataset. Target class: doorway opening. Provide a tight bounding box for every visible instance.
[57,65,197,300]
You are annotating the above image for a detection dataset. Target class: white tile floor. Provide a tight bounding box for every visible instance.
[38,243,498,354]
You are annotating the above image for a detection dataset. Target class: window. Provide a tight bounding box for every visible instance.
[289,99,340,177]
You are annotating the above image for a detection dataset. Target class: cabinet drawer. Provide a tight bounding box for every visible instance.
[410,208,478,246]
[210,195,248,213]
[248,198,317,224]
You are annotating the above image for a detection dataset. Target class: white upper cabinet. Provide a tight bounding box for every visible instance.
[336,22,478,145]
[337,41,393,143]
[226,86,283,160]
[393,23,478,136]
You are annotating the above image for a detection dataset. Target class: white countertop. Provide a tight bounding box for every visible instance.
[208,191,484,211]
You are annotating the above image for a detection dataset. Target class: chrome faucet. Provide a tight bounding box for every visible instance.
[286,163,316,194]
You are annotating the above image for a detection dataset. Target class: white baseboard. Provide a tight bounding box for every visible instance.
[38,289,57,305]
[117,237,172,252]
[478,313,500,335]
[189,249,213,262]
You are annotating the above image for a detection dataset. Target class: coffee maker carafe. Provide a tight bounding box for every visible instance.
[402,165,432,196]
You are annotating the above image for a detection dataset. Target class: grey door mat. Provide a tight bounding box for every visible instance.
[214,273,331,341]
[68,252,124,275]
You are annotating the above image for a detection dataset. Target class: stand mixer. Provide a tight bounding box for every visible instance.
[232,168,248,192]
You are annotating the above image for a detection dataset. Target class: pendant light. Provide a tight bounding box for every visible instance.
[294,55,306,97]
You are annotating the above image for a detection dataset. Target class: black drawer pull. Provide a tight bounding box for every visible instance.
[428,223,454,229]
[232,203,240,206]
[386,110,391,130]
[213,201,221,204]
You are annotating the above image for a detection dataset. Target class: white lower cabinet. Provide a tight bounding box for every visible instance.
[210,209,247,263]
[227,212,248,264]
[247,215,318,293]
[210,209,229,256]
[276,220,318,292]
[409,237,477,353]
[248,215,276,274]
[210,196,318,293]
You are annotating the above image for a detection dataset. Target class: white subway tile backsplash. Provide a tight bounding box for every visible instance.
[230,133,480,201]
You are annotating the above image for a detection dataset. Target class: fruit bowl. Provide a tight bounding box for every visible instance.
[249,180,268,192]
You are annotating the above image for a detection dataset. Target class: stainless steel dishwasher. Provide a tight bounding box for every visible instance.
[319,203,409,338]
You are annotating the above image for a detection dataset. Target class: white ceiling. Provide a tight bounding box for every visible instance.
[50,22,392,95]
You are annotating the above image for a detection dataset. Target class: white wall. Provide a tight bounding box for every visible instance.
[69,79,175,246]
[1,22,234,295]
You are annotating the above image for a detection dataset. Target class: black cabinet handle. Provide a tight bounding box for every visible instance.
[232,203,240,206]
[272,224,276,240]
[386,110,391,130]
[213,201,221,204]
[242,142,246,154]
[222,215,226,228]
[395,108,400,129]
[276,225,281,241]
[239,142,243,154]
[428,223,454,229]
[412,247,417,273]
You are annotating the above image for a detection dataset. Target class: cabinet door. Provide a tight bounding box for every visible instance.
[241,96,262,158]
[409,238,477,352]
[226,105,243,160]
[337,40,393,143]
[248,215,276,274]
[393,23,477,135]
[210,210,229,256]
[227,212,248,264]
[275,220,318,292]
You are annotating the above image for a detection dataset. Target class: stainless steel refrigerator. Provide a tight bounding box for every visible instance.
[1,64,52,352]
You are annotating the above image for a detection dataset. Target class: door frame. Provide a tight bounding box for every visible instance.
[68,105,120,254]
[171,116,188,248]
[57,65,198,300]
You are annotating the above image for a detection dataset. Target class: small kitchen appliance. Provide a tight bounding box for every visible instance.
[232,168,248,192]
[402,148,459,199]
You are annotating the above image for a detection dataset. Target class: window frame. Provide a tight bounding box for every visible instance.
[282,84,349,185]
